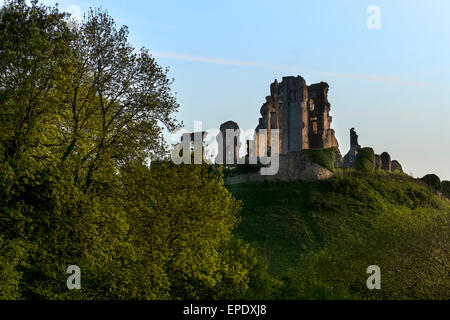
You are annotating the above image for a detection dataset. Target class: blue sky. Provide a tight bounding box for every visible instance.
[4,0,450,179]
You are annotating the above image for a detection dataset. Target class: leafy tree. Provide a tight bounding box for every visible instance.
[0,0,180,189]
[119,161,270,299]
[1,0,259,300]
[0,1,267,299]
[0,237,28,299]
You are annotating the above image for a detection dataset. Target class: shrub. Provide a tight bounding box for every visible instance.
[121,161,271,299]
[222,163,262,177]
[0,238,28,300]
[441,180,450,198]
[421,174,441,191]
[354,147,375,173]
[301,147,337,171]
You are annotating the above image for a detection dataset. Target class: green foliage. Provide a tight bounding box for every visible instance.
[301,147,337,171]
[202,237,281,299]
[2,0,447,301]
[421,174,441,191]
[228,171,450,299]
[278,253,359,300]
[120,161,249,299]
[222,163,262,177]
[0,0,271,300]
[354,147,375,173]
[0,0,177,299]
[0,238,28,299]
[441,181,450,198]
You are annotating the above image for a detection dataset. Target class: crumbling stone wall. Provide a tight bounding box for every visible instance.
[380,152,392,171]
[391,160,403,173]
[216,75,405,179]
[307,82,338,149]
[342,128,361,168]
[375,154,381,170]
[253,76,339,157]
[216,121,240,165]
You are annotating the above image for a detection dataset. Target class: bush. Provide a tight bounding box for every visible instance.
[441,181,450,198]
[354,147,375,173]
[301,147,337,171]
[121,161,270,299]
[0,238,28,300]
[204,237,281,299]
[421,174,441,191]
[223,163,262,177]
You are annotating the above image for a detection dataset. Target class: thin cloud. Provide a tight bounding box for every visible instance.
[153,51,309,72]
[153,51,426,87]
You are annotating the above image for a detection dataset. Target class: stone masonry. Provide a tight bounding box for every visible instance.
[215,121,240,165]
[213,75,405,183]
[253,76,339,156]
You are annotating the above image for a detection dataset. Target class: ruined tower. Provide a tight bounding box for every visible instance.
[216,121,240,165]
[307,82,338,149]
[254,76,339,156]
[343,128,362,167]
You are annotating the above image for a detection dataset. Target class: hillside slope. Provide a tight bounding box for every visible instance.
[227,170,450,299]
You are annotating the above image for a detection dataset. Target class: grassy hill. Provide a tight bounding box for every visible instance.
[227,170,450,299]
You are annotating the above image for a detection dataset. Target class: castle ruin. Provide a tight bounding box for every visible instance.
[253,76,339,156]
[211,75,403,183]
[215,121,240,165]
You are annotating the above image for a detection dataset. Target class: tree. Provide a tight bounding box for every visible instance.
[0,0,181,299]
[0,237,28,299]
[120,161,255,299]
[0,1,268,300]
[58,8,181,190]
[0,0,180,191]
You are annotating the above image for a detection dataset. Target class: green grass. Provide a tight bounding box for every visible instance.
[227,170,450,298]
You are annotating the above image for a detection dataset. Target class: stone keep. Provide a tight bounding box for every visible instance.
[254,76,339,156]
